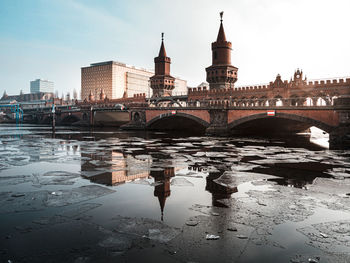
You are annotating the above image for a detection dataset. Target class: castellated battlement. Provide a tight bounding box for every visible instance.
[154,57,171,63]
[212,41,232,49]
[307,78,350,86]
[189,76,350,99]
[133,93,146,98]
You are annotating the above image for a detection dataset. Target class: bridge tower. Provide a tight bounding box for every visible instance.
[206,12,238,90]
[150,33,175,97]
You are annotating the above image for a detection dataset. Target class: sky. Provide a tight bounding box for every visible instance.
[0,0,349,97]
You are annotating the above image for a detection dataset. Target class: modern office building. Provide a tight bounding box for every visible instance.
[81,61,187,101]
[30,79,54,94]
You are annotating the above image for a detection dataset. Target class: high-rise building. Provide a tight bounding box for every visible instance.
[30,79,54,94]
[81,61,187,101]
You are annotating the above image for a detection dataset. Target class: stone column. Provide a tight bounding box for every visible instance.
[205,109,229,136]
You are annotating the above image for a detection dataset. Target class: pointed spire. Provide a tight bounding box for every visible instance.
[158,196,166,221]
[217,11,227,42]
[158,32,167,57]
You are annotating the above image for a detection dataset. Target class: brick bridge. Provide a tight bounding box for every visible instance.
[126,98,349,149]
[24,77,350,149]
[123,74,350,150]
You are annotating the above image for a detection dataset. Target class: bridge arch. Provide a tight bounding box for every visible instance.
[228,112,334,134]
[146,112,210,133]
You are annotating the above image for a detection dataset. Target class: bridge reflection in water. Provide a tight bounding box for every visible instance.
[80,146,242,219]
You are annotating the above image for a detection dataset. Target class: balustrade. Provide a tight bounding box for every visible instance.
[147,95,341,109]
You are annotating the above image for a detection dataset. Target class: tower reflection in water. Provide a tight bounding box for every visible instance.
[81,147,239,218]
[152,167,174,221]
[80,148,175,220]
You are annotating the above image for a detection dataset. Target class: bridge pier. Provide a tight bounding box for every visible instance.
[121,110,146,130]
[329,126,350,150]
[205,109,229,136]
[330,96,350,150]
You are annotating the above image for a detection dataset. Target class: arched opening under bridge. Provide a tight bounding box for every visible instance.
[147,113,209,134]
[228,113,332,135]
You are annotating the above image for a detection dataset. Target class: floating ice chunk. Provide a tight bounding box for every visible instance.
[185,220,199,226]
[206,234,220,240]
[306,178,350,195]
[176,171,203,178]
[112,215,180,243]
[129,179,151,186]
[98,235,132,251]
[308,257,320,263]
[227,225,237,231]
[0,191,48,213]
[35,171,80,186]
[192,152,206,157]
[45,185,115,207]
[326,168,350,179]
[171,178,194,187]
[224,157,242,163]
[213,171,279,189]
[320,232,328,238]
[206,152,228,158]
[298,220,350,253]
[231,163,261,172]
[0,175,31,185]
[176,143,194,147]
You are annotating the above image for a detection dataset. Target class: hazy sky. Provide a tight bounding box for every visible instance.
[0,0,349,96]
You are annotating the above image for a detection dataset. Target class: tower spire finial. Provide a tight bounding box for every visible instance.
[161,32,164,41]
[220,11,224,23]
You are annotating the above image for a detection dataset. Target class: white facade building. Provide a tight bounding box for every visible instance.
[81,61,187,101]
[30,79,54,94]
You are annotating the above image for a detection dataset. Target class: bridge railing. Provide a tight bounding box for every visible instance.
[148,95,347,109]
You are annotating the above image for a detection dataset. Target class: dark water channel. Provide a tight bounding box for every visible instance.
[0,124,349,263]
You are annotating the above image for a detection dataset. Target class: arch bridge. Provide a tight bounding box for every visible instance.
[126,96,350,149]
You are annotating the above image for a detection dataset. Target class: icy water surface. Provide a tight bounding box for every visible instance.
[0,124,350,263]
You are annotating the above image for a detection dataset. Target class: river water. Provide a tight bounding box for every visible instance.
[0,124,349,263]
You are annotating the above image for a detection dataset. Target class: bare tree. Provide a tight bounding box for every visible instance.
[1,90,7,99]
[73,89,78,100]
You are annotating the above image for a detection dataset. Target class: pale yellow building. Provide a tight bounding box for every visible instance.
[81,61,187,100]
